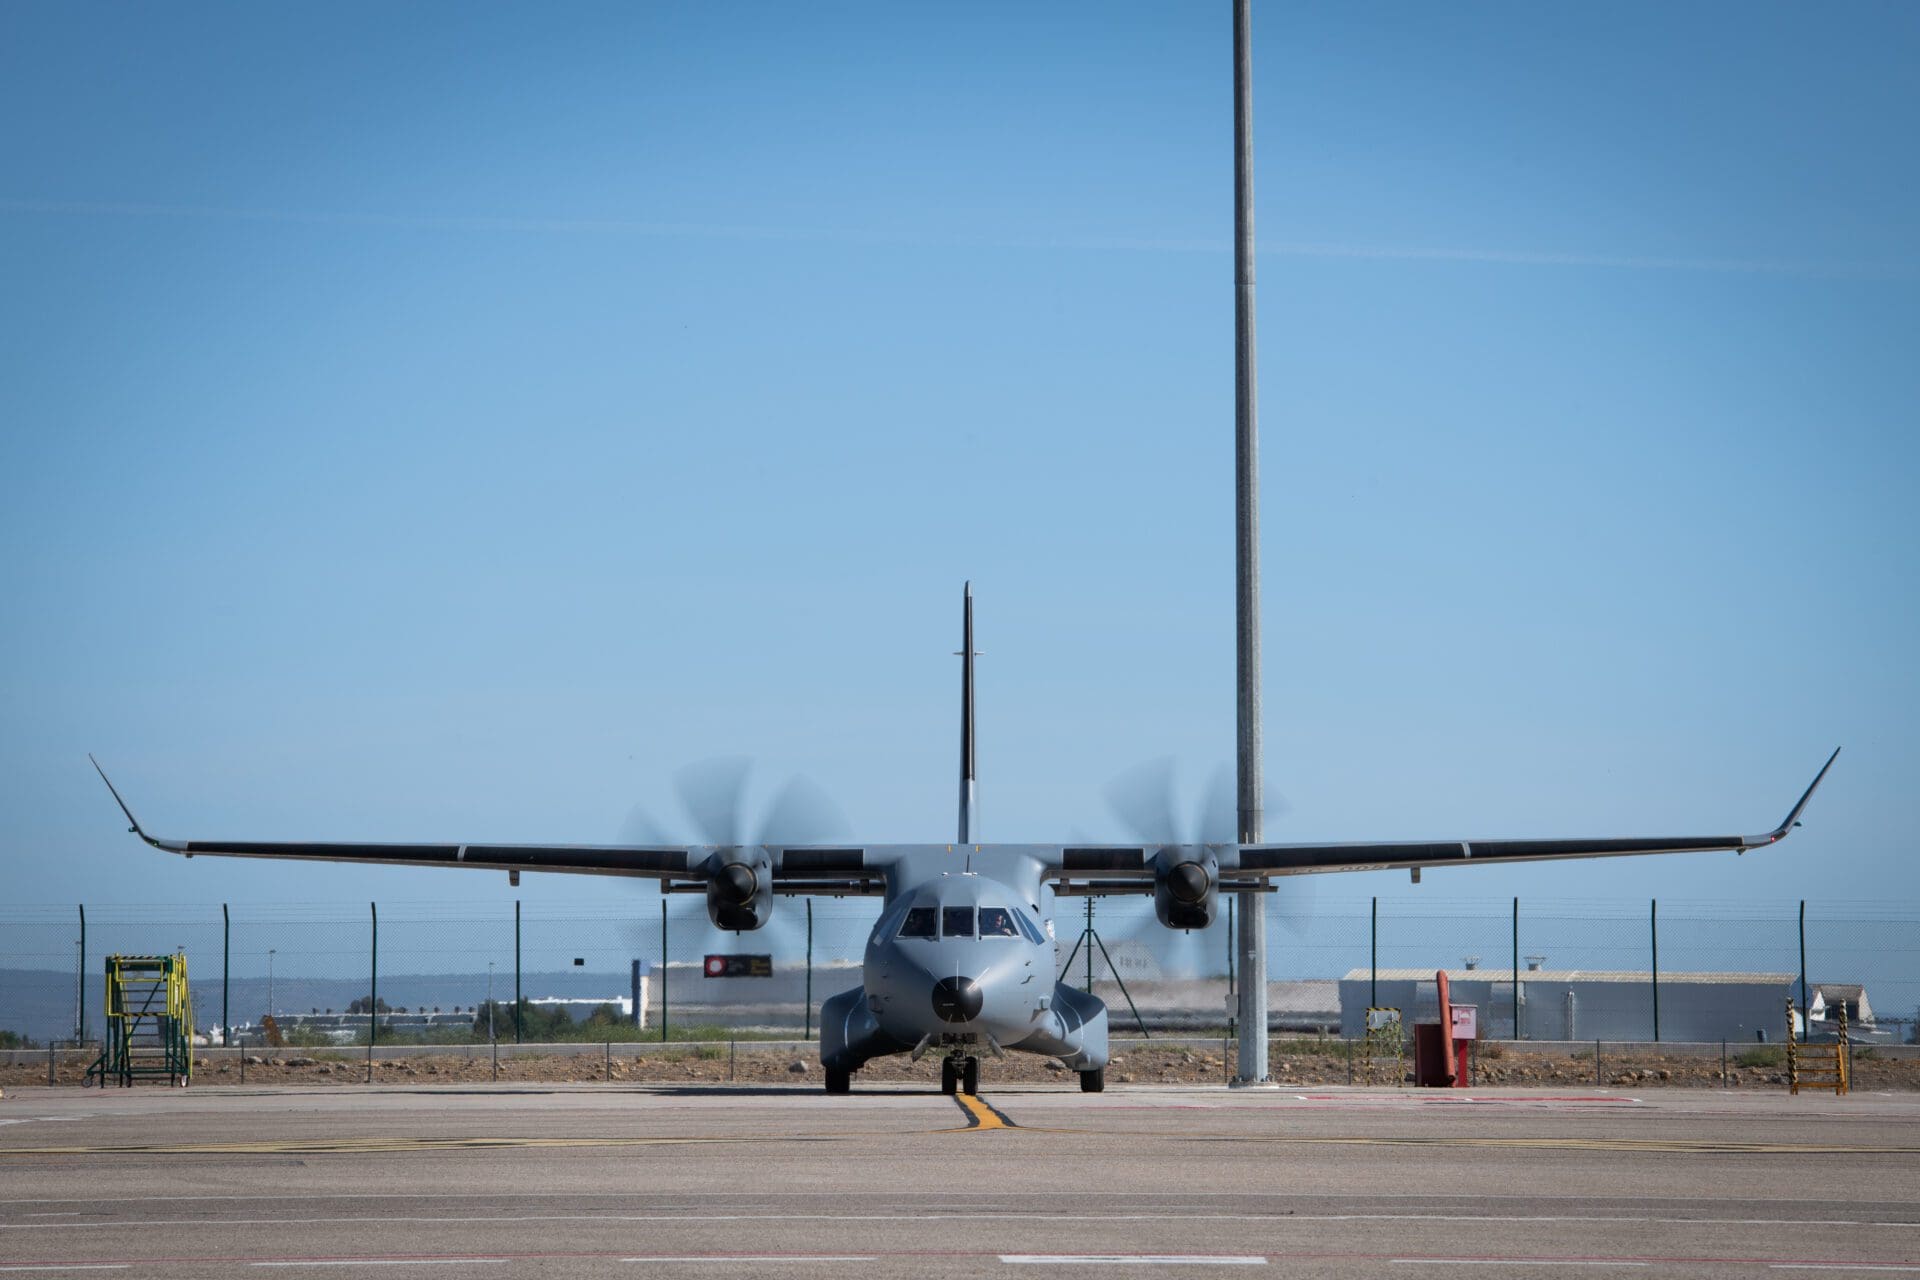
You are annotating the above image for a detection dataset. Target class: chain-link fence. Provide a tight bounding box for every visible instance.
[1,897,1913,1047]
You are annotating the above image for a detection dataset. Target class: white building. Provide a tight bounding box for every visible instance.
[1339,966,1796,1043]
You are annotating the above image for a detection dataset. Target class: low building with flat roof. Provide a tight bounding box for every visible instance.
[1339,966,1795,1043]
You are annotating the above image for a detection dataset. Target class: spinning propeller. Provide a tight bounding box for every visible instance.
[1102,759,1308,979]
[620,757,852,956]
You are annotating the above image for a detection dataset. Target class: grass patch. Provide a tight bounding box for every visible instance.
[1736,1046,1784,1068]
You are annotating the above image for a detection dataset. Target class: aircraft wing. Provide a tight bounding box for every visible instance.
[90,757,889,892]
[1221,747,1840,880]
[1046,749,1838,893]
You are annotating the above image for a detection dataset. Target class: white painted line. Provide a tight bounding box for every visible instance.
[0,1118,84,1127]
[622,1260,876,1265]
[0,1269,130,1274]
[1391,1264,1646,1270]
[1769,1268,1920,1273]
[1001,1259,1266,1267]
[251,1263,507,1269]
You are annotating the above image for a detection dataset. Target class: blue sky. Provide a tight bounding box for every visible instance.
[2,2,1915,924]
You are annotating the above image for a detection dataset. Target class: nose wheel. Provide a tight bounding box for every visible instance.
[941,1055,981,1096]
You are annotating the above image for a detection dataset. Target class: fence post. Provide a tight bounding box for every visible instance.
[1798,899,1808,1018]
[368,902,378,1080]
[1369,897,1377,1011]
[77,904,86,1044]
[804,899,814,1041]
[1226,896,1235,997]
[660,898,669,1043]
[222,903,231,1048]
[1511,896,1520,1040]
[514,899,523,1044]
[1650,898,1660,1043]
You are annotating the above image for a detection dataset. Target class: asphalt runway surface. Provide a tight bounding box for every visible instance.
[2,1082,1917,1278]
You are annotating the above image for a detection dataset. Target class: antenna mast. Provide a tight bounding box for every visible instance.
[958,582,978,845]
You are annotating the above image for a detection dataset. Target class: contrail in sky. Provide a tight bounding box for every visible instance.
[2,196,1909,281]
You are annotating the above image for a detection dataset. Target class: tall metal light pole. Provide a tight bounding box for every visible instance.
[1231,0,1271,1087]
[266,948,276,1020]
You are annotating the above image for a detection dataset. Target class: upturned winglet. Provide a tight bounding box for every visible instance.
[88,755,186,852]
[1755,746,1841,845]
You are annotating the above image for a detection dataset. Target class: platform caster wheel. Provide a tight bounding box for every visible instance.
[940,1058,959,1095]
[824,1067,850,1095]
[1080,1068,1105,1093]
[962,1056,980,1095]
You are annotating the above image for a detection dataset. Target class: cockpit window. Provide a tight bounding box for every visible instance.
[1012,909,1047,945]
[898,907,937,940]
[942,906,975,939]
[978,907,1019,938]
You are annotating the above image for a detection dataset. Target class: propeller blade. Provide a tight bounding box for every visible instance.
[755,775,852,847]
[619,803,679,847]
[1274,873,1318,940]
[1105,758,1181,846]
[675,756,753,846]
[1105,899,1228,981]
[1198,763,1236,844]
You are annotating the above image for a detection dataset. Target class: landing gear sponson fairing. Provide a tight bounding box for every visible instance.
[93,584,1838,1094]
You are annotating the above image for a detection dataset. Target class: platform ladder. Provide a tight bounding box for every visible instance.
[1360,1007,1405,1086]
[1786,996,1848,1097]
[86,954,194,1088]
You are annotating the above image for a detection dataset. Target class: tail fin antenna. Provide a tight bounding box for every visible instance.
[958,582,978,845]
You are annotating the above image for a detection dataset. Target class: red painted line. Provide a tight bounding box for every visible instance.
[11,1250,1920,1270]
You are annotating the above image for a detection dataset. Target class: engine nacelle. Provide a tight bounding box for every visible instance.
[1153,847,1218,932]
[705,850,773,932]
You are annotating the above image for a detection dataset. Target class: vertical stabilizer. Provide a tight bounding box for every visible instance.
[958,582,977,844]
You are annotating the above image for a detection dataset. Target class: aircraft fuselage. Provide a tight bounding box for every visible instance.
[819,849,1112,1089]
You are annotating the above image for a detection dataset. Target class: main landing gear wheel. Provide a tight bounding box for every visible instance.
[962,1056,980,1095]
[824,1067,850,1095]
[1080,1067,1105,1093]
[940,1058,959,1095]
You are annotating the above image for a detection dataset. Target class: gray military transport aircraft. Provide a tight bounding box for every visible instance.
[93,584,1838,1096]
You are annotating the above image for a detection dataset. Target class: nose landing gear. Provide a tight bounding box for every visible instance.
[941,1055,981,1095]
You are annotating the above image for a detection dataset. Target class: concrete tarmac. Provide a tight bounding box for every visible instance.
[2,1082,1916,1277]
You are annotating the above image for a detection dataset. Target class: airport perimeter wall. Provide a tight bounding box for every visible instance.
[2,896,1914,1048]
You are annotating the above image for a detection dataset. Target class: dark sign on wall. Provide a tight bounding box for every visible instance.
[703,954,773,978]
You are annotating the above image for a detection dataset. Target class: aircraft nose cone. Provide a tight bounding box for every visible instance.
[1167,859,1210,904]
[931,976,984,1024]
[714,862,757,904]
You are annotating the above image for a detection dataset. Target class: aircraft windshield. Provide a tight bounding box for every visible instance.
[1014,911,1048,945]
[942,906,975,939]
[978,907,1019,938]
[898,907,937,940]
